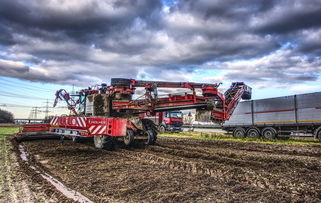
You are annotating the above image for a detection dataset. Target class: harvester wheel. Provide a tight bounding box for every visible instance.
[159,125,166,134]
[94,135,114,150]
[72,136,79,143]
[144,130,156,145]
[124,129,135,146]
[246,128,260,138]
[262,127,277,139]
[233,127,246,138]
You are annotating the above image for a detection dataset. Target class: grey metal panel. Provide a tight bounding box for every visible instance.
[297,92,321,124]
[254,111,296,125]
[253,96,294,111]
[224,101,252,126]
[297,108,321,124]
[253,96,296,125]
[296,92,321,108]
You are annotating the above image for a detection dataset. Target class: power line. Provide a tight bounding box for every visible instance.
[0,103,68,108]
[0,77,80,92]
[0,80,53,93]
[0,91,50,100]
[0,77,58,91]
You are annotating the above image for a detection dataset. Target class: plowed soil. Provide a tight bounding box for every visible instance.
[15,136,321,202]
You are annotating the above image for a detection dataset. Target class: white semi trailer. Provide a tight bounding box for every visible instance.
[223,91,321,140]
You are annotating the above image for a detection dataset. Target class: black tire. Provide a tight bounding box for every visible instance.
[317,130,321,142]
[71,136,79,143]
[111,78,131,86]
[124,129,135,146]
[246,128,260,138]
[159,125,166,134]
[144,130,156,145]
[233,127,246,138]
[142,119,157,132]
[94,135,114,150]
[142,119,158,144]
[262,127,277,139]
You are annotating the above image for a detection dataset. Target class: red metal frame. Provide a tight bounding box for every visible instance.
[111,79,248,122]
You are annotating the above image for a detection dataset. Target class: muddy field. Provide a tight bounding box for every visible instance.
[12,136,321,202]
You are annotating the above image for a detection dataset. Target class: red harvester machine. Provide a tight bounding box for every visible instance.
[16,78,251,149]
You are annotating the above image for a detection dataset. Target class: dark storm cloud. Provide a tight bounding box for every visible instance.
[0,23,15,45]
[0,0,161,32]
[0,0,321,87]
[250,0,321,34]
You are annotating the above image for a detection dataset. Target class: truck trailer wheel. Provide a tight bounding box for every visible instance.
[94,135,114,150]
[233,127,246,138]
[262,127,277,139]
[246,128,260,138]
[124,129,135,146]
[144,130,157,145]
[317,130,321,142]
[159,125,166,134]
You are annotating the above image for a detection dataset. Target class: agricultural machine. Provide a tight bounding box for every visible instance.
[16,78,251,149]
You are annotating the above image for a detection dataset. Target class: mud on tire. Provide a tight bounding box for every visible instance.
[262,127,277,139]
[124,129,135,146]
[233,127,246,138]
[246,128,260,138]
[144,129,157,145]
[142,119,158,144]
[317,130,321,142]
[94,135,114,150]
[159,125,166,134]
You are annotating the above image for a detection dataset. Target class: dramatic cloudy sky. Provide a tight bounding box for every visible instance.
[1,0,321,118]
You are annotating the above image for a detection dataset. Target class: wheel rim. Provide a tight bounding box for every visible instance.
[124,130,134,145]
[144,130,154,145]
[124,134,130,144]
[264,130,272,139]
[95,135,103,147]
[235,130,244,138]
[248,130,259,138]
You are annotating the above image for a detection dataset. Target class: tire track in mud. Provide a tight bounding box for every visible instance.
[123,139,321,200]
[120,148,278,192]
[15,142,95,203]
[160,137,321,157]
[149,141,321,172]
[119,149,278,201]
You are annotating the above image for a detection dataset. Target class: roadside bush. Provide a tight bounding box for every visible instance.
[0,109,14,123]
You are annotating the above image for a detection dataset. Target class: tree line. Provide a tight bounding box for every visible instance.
[0,109,14,123]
